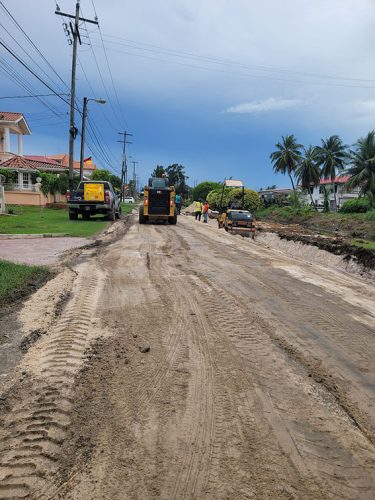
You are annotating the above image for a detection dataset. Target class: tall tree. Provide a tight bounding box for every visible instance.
[270,134,302,192]
[316,135,348,210]
[165,164,187,194]
[151,165,165,177]
[295,146,320,210]
[346,131,375,203]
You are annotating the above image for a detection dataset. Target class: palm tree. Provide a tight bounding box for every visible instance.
[315,135,348,210]
[295,146,320,210]
[346,131,375,203]
[270,134,303,192]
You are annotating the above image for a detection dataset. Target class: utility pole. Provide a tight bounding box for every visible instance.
[132,160,138,197]
[55,2,98,190]
[117,131,133,201]
[79,97,106,180]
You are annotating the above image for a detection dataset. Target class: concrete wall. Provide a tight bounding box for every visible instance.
[4,190,66,206]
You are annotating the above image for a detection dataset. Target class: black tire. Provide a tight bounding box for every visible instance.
[107,205,116,221]
[139,206,145,224]
[169,214,177,225]
[82,212,90,220]
[69,210,78,220]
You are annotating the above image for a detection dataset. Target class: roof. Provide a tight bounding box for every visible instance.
[0,112,23,121]
[0,111,31,135]
[46,153,97,170]
[0,155,67,172]
[25,155,60,165]
[320,175,350,185]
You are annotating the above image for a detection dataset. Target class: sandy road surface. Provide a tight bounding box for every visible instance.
[0,215,374,499]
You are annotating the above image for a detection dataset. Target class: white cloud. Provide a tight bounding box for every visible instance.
[225,98,305,114]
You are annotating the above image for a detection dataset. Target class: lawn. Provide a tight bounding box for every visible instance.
[121,202,136,214]
[0,205,109,237]
[0,259,49,304]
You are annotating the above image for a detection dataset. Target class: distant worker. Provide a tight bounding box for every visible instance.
[175,193,182,214]
[202,201,209,223]
[195,200,202,221]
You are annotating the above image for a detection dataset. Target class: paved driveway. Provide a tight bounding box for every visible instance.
[0,237,87,265]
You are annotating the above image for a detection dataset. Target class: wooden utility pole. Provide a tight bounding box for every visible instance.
[118,131,133,201]
[55,1,98,190]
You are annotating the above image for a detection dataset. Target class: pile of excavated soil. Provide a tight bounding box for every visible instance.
[183,202,197,214]
[256,232,375,279]
[257,212,375,240]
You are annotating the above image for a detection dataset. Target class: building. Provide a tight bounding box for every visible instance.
[258,187,292,206]
[0,155,68,206]
[0,112,31,163]
[42,153,97,178]
[0,110,98,206]
[302,176,360,210]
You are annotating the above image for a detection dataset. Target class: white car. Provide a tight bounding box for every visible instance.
[123,196,135,203]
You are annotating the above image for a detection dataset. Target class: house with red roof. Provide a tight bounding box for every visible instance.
[0,111,97,206]
[301,175,360,210]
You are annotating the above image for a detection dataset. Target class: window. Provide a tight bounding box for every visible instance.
[319,186,324,194]
[22,172,30,187]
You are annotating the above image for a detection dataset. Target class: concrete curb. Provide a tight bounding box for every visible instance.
[0,233,68,240]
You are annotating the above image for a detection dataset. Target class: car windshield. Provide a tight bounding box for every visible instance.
[228,211,253,221]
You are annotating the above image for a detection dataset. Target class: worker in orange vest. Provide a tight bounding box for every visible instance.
[202,201,209,223]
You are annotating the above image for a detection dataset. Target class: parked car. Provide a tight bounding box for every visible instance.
[123,196,135,203]
[67,181,121,220]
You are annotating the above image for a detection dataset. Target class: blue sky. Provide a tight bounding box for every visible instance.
[1,0,375,190]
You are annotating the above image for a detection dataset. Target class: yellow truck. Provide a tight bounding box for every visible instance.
[139,177,177,224]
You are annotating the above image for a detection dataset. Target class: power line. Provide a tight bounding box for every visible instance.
[0,38,76,106]
[0,56,67,118]
[0,1,70,92]
[94,42,375,90]
[93,0,128,127]
[99,32,375,86]
[0,93,69,99]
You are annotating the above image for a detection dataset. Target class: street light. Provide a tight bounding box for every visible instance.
[79,96,106,180]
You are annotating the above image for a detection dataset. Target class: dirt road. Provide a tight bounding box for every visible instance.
[0,215,374,499]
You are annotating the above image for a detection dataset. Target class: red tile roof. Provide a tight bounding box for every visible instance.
[46,153,97,170]
[25,155,60,165]
[0,155,67,171]
[320,175,350,185]
[0,112,24,122]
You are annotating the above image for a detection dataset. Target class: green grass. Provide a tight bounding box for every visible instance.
[120,202,136,214]
[352,239,375,250]
[0,205,109,237]
[0,259,46,303]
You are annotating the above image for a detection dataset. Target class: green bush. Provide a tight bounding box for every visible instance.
[206,187,262,212]
[192,182,222,201]
[364,210,375,221]
[0,168,18,185]
[339,198,370,213]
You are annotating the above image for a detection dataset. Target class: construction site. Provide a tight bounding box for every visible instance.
[0,210,374,499]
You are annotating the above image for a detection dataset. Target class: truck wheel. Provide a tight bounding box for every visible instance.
[139,206,145,224]
[107,206,115,221]
[82,213,90,220]
[169,214,177,225]
[69,210,78,220]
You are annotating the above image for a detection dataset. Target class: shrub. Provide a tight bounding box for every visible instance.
[339,198,370,213]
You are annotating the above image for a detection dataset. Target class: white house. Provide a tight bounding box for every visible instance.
[0,111,31,162]
[302,175,360,210]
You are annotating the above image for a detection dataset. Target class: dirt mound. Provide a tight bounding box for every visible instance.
[278,232,375,270]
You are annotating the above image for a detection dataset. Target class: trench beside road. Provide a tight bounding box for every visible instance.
[0,214,374,499]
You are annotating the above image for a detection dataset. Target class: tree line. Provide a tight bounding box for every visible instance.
[270,131,375,210]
